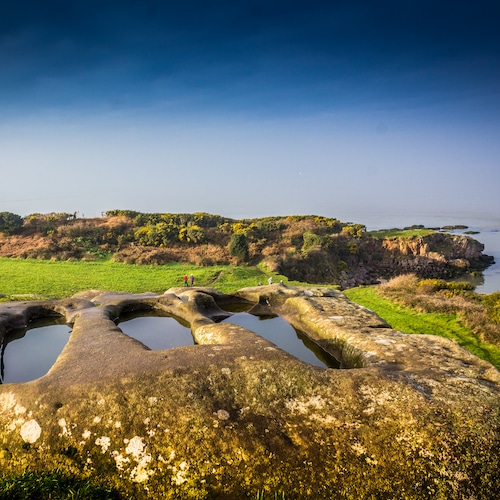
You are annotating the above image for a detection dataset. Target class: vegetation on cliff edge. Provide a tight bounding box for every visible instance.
[0,210,491,288]
[345,274,500,369]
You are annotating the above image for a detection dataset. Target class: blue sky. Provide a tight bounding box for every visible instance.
[1,0,499,224]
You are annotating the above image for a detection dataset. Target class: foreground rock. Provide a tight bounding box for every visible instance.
[0,286,499,499]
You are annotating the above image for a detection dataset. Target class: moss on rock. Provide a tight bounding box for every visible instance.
[1,286,499,499]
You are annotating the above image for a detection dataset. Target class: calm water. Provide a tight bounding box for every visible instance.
[119,311,337,367]
[117,312,194,349]
[353,212,500,294]
[470,229,500,294]
[222,312,338,368]
[0,318,72,384]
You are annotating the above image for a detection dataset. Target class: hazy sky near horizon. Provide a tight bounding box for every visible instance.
[1,0,499,224]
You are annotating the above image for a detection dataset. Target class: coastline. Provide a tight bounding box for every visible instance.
[340,211,500,293]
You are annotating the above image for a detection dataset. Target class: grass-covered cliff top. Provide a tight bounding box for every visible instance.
[0,210,490,290]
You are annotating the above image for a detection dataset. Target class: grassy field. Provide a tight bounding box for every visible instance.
[367,228,436,238]
[0,257,299,298]
[344,286,500,369]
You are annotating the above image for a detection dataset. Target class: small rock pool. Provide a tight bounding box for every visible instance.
[1,317,72,384]
[116,311,194,350]
[221,312,339,368]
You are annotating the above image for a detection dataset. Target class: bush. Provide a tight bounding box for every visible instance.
[380,274,419,292]
[418,279,475,295]
[301,231,324,253]
[341,223,366,238]
[481,292,500,325]
[0,212,23,234]
[229,233,249,262]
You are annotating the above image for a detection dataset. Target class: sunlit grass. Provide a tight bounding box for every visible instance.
[344,286,500,369]
[0,469,120,499]
[0,257,300,298]
[367,228,436,238]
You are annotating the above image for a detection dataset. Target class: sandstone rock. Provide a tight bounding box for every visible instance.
[0,286,499,499]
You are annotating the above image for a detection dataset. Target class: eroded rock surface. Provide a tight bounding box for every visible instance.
[0,286,499,499]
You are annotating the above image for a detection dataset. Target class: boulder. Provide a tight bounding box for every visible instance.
[0,286,499,499]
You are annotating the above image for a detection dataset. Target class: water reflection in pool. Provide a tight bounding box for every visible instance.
[0,317,72,384]
[222,312,339,368]
[117,312,194,350]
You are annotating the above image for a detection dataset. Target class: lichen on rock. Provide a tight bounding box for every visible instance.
[0,286,499,499]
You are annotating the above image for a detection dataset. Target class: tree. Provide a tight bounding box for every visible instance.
[0,212,23,234]
[228,233,249,262]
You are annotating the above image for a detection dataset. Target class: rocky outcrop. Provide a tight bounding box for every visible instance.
[371,233,493,282]
[381,232,487,266]
[278,232,494,288]
[1,286,499,499]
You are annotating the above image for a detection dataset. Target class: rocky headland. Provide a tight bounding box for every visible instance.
[1,285,499,499]
[278,230,493,288]
[0,211,494,289]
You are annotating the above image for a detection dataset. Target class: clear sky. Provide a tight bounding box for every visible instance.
[1,0,499,224]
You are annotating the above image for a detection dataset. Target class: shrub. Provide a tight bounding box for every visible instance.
[183,225,206,244]
[229,233,249,262]
[301,231,323,253]
[418,279,475,296]
[0,212,23,234]
[380,274,419,292]
[341,223,366,238]
[481,292,500,325]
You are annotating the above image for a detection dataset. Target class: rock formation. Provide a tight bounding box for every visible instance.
[278,232,494,288]
[0,286,499,499]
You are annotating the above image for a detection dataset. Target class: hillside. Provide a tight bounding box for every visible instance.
[0,210,493,288]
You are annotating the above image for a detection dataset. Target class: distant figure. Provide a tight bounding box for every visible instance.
[268,277,273,285]
[190,273,195,286]
[279,280,284,285]
[183,275,188,287]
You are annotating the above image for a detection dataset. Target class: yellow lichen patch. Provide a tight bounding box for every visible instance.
[171,460,189,486]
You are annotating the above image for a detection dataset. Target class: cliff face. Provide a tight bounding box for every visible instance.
[382,232,485,260]
[277,232,493,288]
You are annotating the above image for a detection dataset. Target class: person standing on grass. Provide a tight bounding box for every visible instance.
[190,274,195,286]
[183,275,188,286]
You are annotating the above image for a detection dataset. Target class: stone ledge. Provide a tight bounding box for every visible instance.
[0,286,499,499]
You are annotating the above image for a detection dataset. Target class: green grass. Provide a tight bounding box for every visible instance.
[367,228,435,238]
[0,469,121,499]
[0,257,299,298]
[344,286,500,369]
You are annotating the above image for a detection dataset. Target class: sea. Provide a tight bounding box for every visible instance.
[341,211,500,294]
